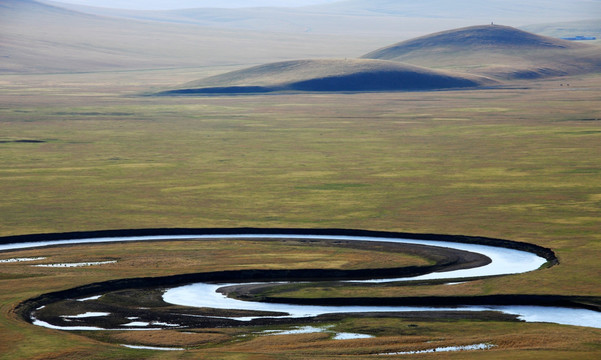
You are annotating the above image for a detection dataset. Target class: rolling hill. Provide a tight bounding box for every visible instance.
[308,0,599,23]
[0,0,377,73]
[160,24,601,95]
[7,2,599,75]
[158,59,495,95]
[361,24,601,80]
[44,0,600,38]
[41,0,464,39]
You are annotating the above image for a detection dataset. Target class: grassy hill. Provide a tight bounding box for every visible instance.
[161,24,601,94]
[362,24,601,80]
[0,0,377,73]
[9,2,599,76]
[159,59,494,94]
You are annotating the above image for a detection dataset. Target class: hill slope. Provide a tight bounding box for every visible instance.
[44,0,599,37]
[0,0,374,73]
[362,25,601,80]
[159,59,494,95]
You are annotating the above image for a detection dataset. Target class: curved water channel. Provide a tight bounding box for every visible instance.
[2,232,601,329]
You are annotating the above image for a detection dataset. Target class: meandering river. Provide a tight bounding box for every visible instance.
[3,232,600,329]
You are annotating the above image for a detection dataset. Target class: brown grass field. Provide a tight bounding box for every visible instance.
[1,66,601,358]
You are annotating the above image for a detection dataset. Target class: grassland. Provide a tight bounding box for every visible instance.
[1,68,601,358]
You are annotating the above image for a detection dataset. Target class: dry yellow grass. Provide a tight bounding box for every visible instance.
[214,320,601,358]
[110,330,231,347]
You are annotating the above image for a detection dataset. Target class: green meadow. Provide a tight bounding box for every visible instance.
[1,70,601,358]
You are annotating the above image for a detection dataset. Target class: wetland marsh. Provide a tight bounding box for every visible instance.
[2,70,601,358]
